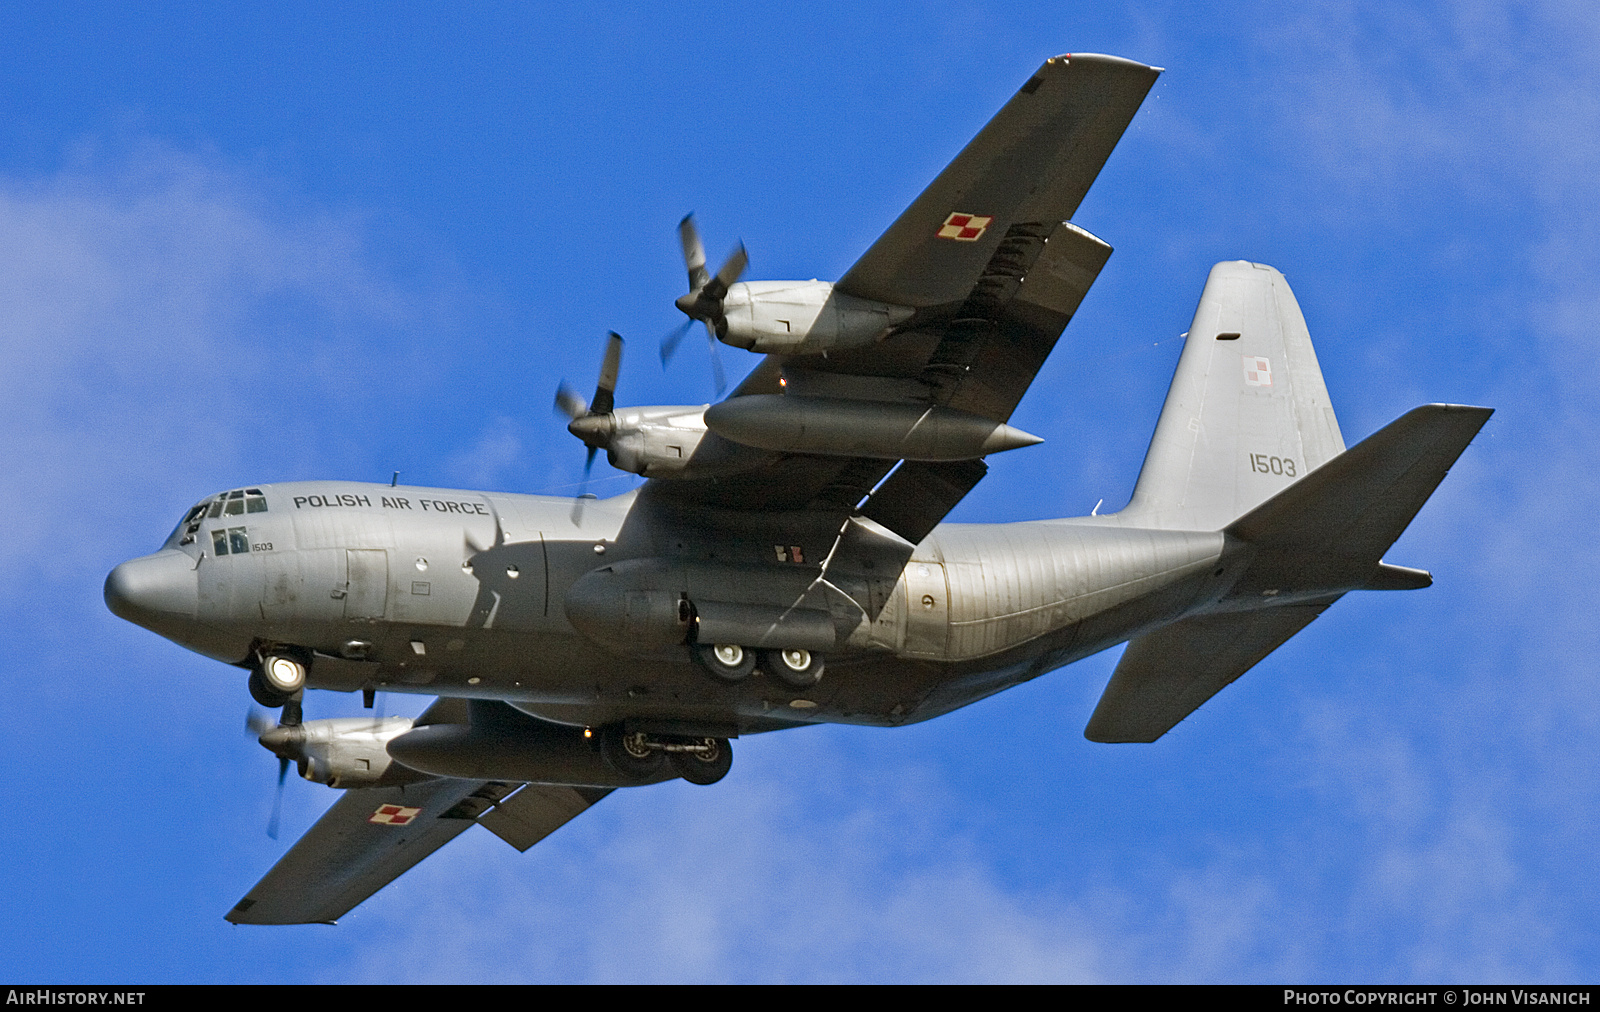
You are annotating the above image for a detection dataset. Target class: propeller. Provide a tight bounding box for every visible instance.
[247,707,296,840]
[555,332,624,522]
[661,214,745,396]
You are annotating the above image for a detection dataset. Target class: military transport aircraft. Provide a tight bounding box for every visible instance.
[104,53,1491,925]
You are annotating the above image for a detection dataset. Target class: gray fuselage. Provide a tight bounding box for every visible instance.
[110,479,1228,733]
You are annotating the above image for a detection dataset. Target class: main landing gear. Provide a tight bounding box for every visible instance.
[691,644,824,688]
[597,725,733,786]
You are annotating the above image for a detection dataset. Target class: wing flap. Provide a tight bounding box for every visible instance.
[1084,603,1331,743]
[860,459,988,546]
[477,785,611,853]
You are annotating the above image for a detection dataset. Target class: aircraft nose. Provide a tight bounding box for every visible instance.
[105,550,198,626]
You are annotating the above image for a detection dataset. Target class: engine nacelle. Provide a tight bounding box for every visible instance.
[720,281,913,354]
[386,702,679,787]
[604,405,711,477]
[286,716,430,789]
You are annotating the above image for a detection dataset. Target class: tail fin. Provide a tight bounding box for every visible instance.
[1120,261,1345,530]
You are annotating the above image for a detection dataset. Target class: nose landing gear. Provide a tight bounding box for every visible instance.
[247,650,308,719]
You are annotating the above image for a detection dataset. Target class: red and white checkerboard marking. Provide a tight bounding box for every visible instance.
[1243,356,1272,387]
[937,213,993,241]
[369,804,421,826]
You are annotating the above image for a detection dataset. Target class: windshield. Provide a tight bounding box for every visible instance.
[171,488,268,546]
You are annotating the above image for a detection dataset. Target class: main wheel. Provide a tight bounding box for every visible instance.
[763,648,824,688]
[598,725,666,781]
[669,737,733,786]
[692,642,756,683]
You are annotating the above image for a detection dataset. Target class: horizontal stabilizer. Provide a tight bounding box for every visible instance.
[1226,404,1491,593]
[1085,604,1329,743]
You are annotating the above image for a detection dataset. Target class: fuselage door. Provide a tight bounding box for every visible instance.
[345,549,389,620]
[901,560,950,658]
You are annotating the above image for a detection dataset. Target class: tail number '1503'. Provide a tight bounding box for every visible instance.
[1249,453,1297,477]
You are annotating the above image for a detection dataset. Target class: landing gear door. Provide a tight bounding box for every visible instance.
[901,560,950,659]
[345,549,389,620]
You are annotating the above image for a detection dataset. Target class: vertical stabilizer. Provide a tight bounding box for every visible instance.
[1120,262,1345,530]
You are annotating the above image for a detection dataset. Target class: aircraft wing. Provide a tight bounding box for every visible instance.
[226,779,609,925]
[836,53,1160,310]
[636,55,1159,549]
[226,697,611,925]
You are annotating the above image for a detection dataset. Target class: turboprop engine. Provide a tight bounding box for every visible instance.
[716,280,914,354]
[665,215,913,363]
[257,716,429,789]
[577,404,712,477]
[558,333,732,483]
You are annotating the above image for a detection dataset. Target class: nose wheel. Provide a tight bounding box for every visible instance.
[247,651,308,709]
[598,725,667,780]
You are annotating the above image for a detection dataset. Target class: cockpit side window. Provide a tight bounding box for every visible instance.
[174,501,210,545]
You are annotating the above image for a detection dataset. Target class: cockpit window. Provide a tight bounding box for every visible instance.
[211,526,250,556]
[208,488,267,519]
[179,488,267,547]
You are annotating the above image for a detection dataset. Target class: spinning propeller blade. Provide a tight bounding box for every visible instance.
[663,214,746,396]
[247,706,296,840]
[556,333,627,522]
[268,757,288,840]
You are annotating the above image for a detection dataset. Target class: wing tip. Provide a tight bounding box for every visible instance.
[1045,53,1164,75]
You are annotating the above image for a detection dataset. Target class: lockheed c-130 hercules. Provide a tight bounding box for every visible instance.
[104,53,1491,925]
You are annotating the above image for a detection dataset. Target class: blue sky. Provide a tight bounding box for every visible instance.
[2,1,1596,983]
